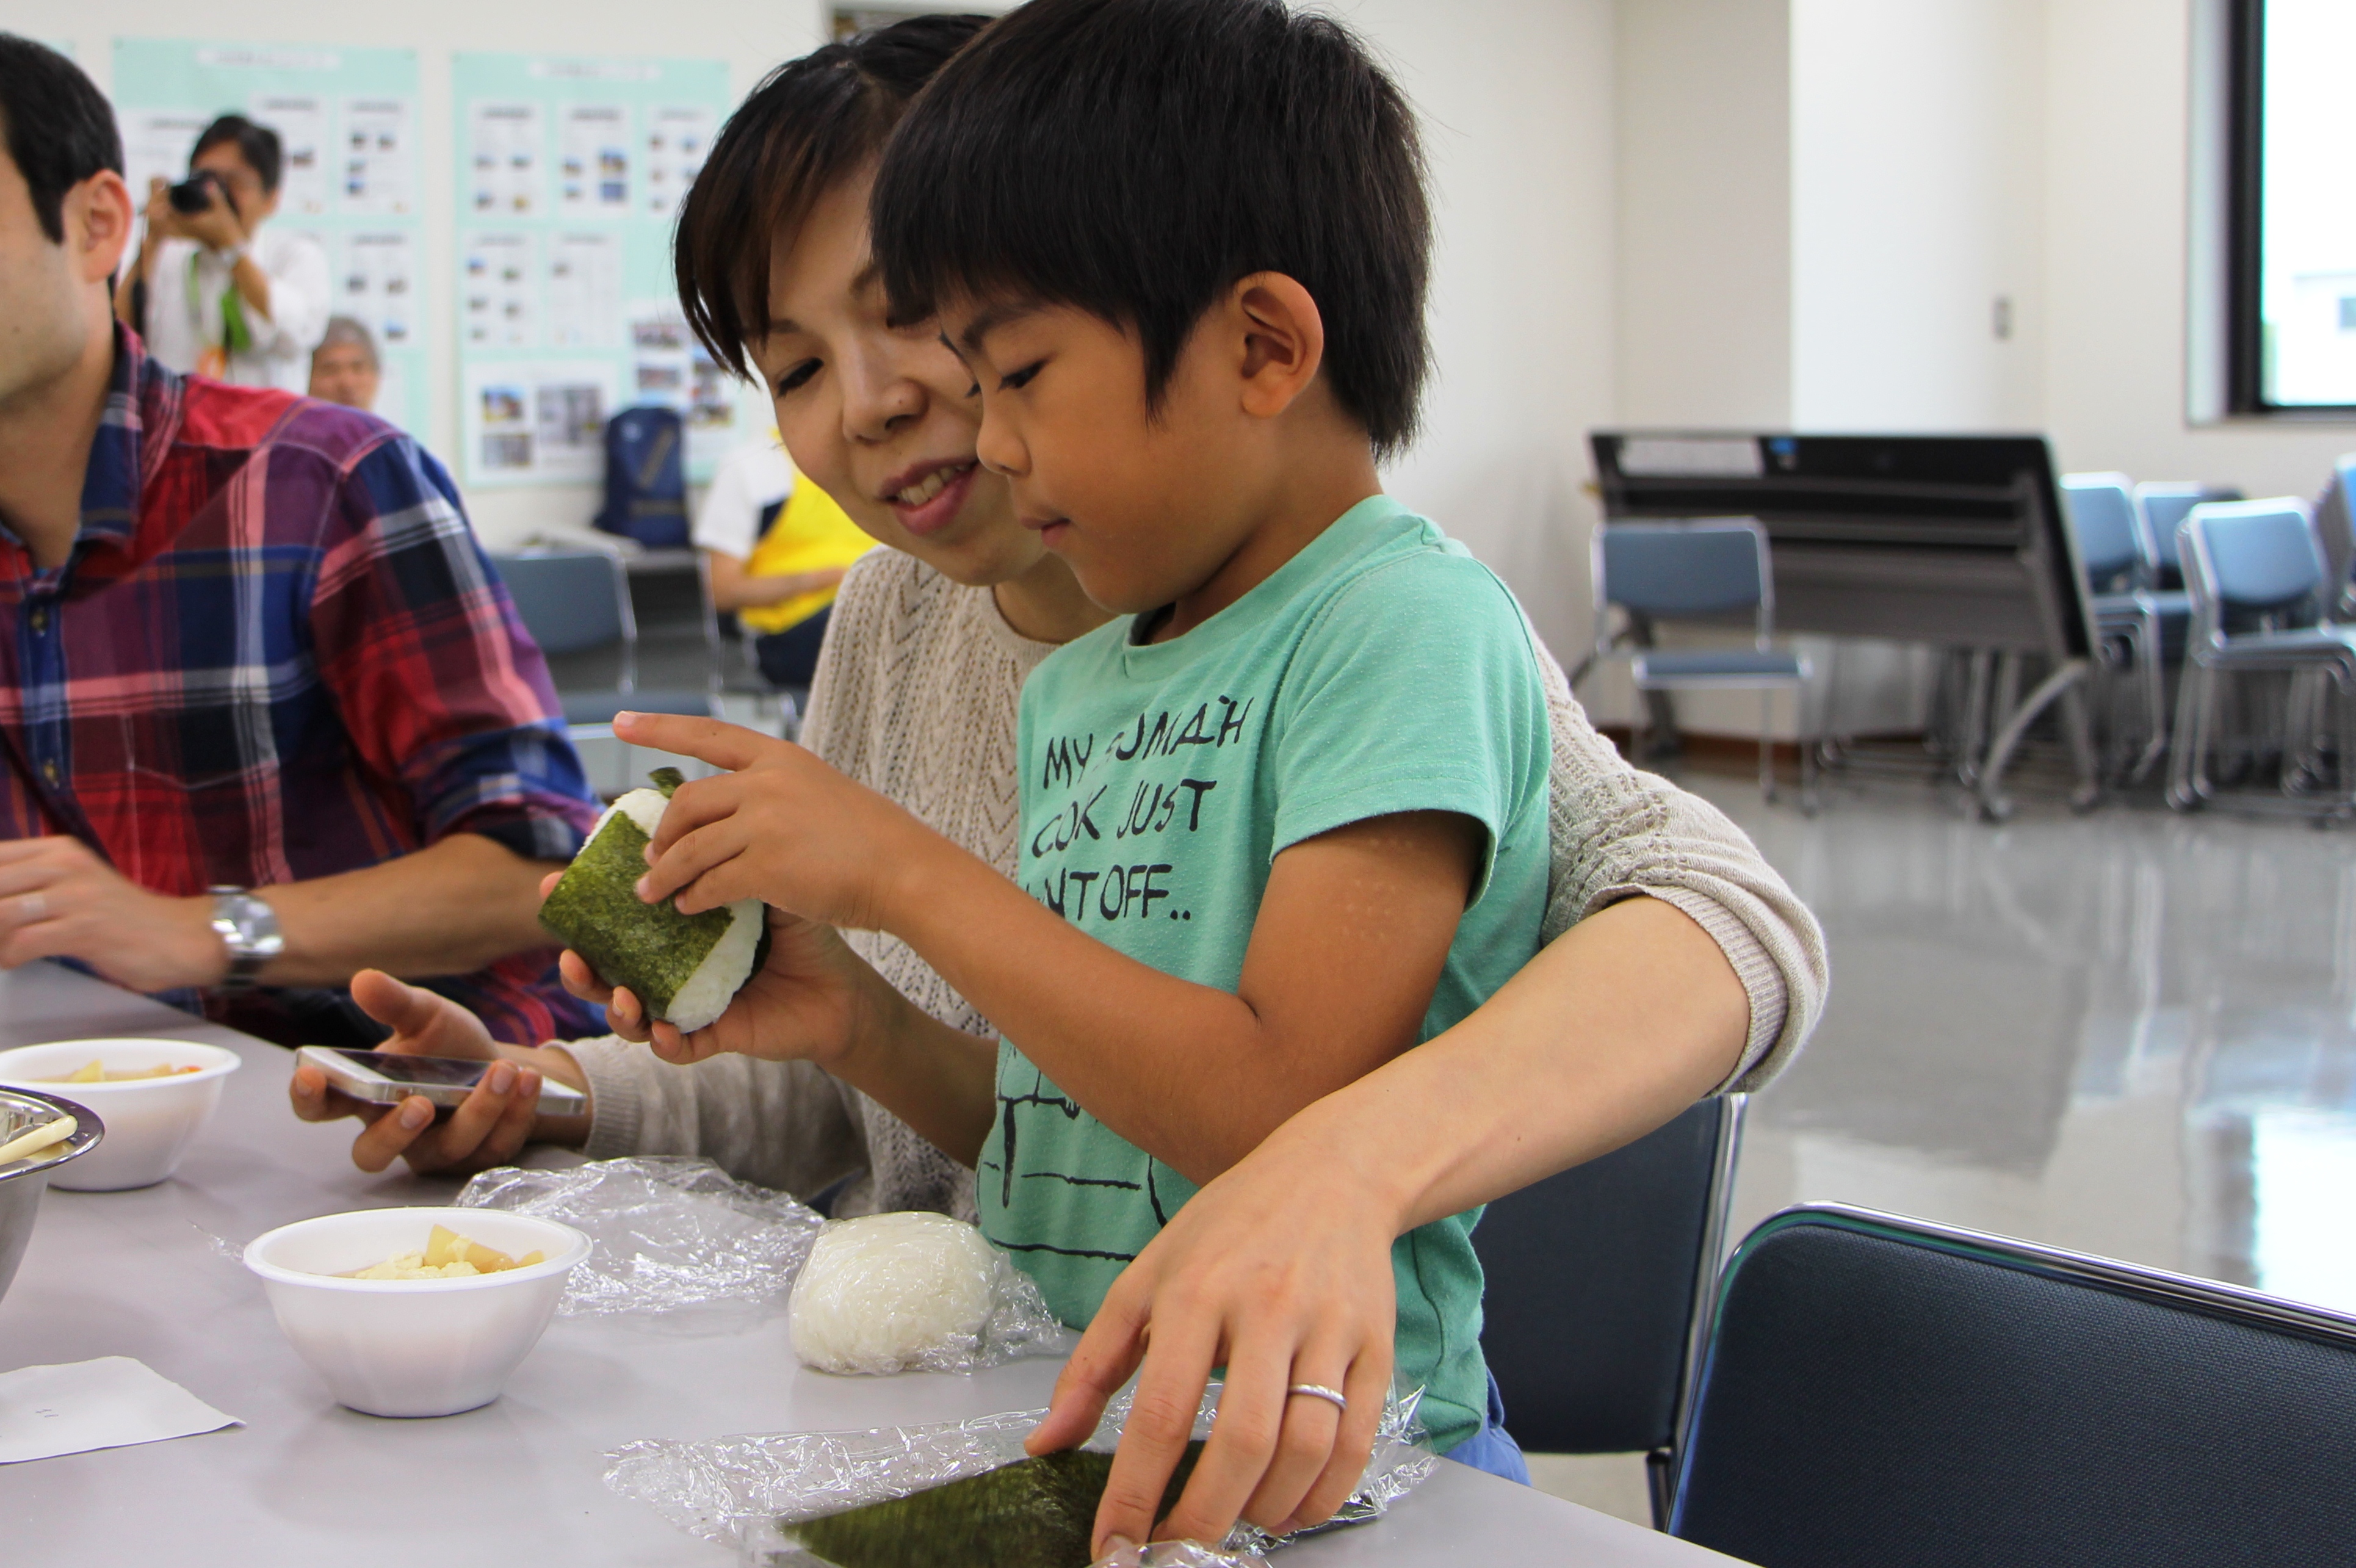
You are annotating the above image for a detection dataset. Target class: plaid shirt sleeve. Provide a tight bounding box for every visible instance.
[307,434,600,862]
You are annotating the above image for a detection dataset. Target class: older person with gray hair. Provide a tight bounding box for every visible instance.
[308,315,380,412]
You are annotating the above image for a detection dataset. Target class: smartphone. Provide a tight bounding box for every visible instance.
[295,1046,588,1116]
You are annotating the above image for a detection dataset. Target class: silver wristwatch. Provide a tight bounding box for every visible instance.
[208,886,284,990]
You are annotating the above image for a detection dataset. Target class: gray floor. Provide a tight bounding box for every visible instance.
[1532,763,2356,1522]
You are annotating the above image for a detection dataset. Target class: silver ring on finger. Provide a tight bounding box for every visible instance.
[1286,1383,1348,1413]
[18,891,47,924]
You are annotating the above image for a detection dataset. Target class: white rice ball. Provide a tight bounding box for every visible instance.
[788,1212,1000,1375]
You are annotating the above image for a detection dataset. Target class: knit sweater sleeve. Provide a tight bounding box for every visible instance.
[553,1036,869,1201]
[1534,641,1828,1093]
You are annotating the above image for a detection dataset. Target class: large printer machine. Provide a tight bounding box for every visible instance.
[1588,432,2100,818]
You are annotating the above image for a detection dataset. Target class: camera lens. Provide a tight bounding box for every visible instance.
[168,172,219,215]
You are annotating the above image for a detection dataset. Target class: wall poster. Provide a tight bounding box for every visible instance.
[452,52,744,487]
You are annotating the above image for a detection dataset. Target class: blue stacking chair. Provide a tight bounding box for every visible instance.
[1591,521,1814,806]
[2060,474,2168,781]
[2134,480,2242,593]
[2315,454,2356,620]
[490,548,718,745]
[1669,1205,2356,1568]
[2164,499,2356,814]
[1472,1096,1744,1528]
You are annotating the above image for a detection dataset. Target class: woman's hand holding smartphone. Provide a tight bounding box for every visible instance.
[286,969,593,1176]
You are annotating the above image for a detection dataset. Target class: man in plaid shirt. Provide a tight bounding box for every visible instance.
[0,38,604,1049]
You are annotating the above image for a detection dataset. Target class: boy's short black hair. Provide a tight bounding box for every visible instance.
[192,114,282,193]
[870,0,1432,457]
[0,33,125,244]
[675,15,991,380]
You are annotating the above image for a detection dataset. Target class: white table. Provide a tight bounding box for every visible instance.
[0,960,1744,1566]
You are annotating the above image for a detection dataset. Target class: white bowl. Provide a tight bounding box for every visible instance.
[242,1207,591,1418]
[0,1039,239,1190]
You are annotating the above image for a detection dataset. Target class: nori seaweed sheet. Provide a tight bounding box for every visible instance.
[788,1444,1205,1568]
[538,773,732,1019]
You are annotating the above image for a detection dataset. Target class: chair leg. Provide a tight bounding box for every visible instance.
[1758,689,1775,803]
[1957,649,1993,787]
[2339,670,2356,814]
[1646,1448,1675,1531]
[1801,676,1820,815]
[2167,663,2213,811]
[2133,610,2169,781]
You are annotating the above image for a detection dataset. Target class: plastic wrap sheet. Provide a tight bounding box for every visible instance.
[788,1212,1069,1375]
[455,1155,826,1323]
[607,1381,1435,1559]
[1091,1542,1270,1568]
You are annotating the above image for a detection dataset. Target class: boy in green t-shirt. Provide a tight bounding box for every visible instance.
[587,0,1548,1488]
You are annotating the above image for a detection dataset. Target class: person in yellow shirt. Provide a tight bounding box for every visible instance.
[692,430,873,688]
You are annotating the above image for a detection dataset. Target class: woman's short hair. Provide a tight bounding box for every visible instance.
[673,14,991,380]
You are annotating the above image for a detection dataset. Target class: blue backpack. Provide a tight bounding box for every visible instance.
[593,405,688,548]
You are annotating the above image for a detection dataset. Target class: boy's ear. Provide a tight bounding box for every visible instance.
[1229,272,1326,420]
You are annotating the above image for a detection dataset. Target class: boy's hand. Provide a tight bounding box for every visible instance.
[610,712,935,932]
[554,891,884,1072]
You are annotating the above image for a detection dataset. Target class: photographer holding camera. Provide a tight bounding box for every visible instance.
[111,113,327,391]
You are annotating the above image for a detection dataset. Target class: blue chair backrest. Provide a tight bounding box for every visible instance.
[1600,522,1767,620]
[2184,501,2322,621]
[1473,1099,1734,1456]
[2059,474,2141,591]
[2136,482,2243,580]
[1671,1205,2356,1568]
[594,405,688,549]
[491,550,627,656]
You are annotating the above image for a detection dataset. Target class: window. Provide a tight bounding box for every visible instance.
[2228,0,2356,414]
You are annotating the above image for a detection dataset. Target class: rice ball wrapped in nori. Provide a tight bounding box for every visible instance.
[787,1443,1204,1568]
[539,768,768,1033]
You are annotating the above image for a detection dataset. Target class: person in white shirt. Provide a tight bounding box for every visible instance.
[112,114,328,394]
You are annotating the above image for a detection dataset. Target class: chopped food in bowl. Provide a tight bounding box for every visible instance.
[339,1224,546,1280]
[38,1060,203,1083]
[0,1039,238,1191]
[244,1207,591,1418]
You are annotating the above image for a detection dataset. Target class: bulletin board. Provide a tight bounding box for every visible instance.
[450,52,743,488]
[109,41,427,435]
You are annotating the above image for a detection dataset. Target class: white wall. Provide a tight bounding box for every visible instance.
[2043,0,2356,497]
[1790,0,2045,432]
[1615,0,1791,430]
[1332,0,1618,665]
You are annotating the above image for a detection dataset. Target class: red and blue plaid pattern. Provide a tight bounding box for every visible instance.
[0,329,603,1047]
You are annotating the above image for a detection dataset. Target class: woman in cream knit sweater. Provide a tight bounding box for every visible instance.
[291,16,1824,1541]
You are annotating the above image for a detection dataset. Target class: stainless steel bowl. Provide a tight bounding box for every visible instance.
[0,1087,104,1308]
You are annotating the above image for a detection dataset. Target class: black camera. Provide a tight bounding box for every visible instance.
[167,170,223,215]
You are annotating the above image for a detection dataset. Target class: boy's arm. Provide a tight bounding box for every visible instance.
[613,712,1477,1185]
[889,806,1480,1182]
